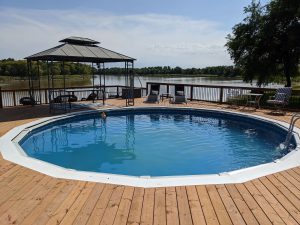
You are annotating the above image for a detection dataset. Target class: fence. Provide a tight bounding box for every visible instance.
[0,85,147,108]
[1,82,299,108]
[146,82,300,108]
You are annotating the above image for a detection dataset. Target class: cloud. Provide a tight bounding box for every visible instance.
[0,7,232,67]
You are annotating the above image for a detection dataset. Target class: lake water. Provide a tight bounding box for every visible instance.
[0,75,282,90]
[95,75,282,88]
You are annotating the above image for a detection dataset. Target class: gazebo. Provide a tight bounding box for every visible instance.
[25,36,136,112]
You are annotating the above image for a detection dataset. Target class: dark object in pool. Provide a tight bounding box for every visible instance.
[19,97,36,106]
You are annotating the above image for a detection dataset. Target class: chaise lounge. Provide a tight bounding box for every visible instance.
[144,84,160,103]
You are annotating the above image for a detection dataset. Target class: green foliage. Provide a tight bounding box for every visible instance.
[0,59,93,77]
[104,66,240,77]
[0,58,240,78]
[226,0,300,87]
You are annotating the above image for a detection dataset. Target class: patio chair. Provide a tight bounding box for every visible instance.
[144,84,160,103]
[19,97,36,106]
[267,87,292,114]
[226,89,242,108]
[53,94,78,103]
[81,92,97,101]
[170,85,187,104]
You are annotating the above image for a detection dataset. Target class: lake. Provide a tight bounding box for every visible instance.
[98,75,282,88]
[0,75,282,90]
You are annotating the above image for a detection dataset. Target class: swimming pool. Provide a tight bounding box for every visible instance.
[2,107,300,187]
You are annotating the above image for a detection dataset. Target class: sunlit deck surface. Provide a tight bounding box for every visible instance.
[1,98,300,225]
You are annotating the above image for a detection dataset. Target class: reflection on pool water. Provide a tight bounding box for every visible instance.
[20,109,293,176]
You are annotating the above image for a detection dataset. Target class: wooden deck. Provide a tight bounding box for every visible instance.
[1,99,300,225]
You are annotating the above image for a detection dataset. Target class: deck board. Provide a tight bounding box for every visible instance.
[0,99,300,225]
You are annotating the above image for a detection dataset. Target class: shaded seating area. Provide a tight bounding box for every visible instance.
[170,85,187,104]
[25,36,136,113]
[267,87,292,114]
[144,84,160,103]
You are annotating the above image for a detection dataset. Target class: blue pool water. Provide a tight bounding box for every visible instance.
[20,109,292,176]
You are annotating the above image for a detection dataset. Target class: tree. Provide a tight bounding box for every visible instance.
[226,0,300,87]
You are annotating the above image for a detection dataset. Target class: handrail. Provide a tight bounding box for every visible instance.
[281,113,300,150]
[146,81,277,91]
[0,85,140,92]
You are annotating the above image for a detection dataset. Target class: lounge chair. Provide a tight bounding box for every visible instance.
[267,87,292,114]
[144,84,160,103]
[170,85,187,104]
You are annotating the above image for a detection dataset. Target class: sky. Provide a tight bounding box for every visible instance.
[0,0,269,68]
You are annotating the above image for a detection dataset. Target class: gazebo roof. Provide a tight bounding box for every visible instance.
[25,36,135,63]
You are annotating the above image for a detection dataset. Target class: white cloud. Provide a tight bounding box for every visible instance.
[0,7,232,68]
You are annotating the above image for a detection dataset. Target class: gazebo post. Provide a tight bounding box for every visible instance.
[26,59,31,99]
[50,61,55,113]
[92,62,95,103]
[37,60,41,105]
[103,63,106,106]
[62,61,67,111]
[46,60,51,113]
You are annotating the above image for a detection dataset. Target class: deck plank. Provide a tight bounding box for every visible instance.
[113,186,134,225]
[273,173,300,200]
[243,181,285,225]
[267,175,300,211]
[259,176,300,223]
[0,172,45,216]
[251,179,299,225]
[0,175,53,225]
[19,180,68,225]
[44,181,87,225]
[31,180,78,225]
[196,185,219,225]
[176,186,193,225]
[59,182,96,225]
[215,185,245,225]
[72,183,106,225]
[206,185,232,225]
[234,183,272,225]
[166,187,180,225]
[140,188,155,225]
[99,185,125,225]
[126,187,144,225]
[153,188,166,225]
[86,184,115,225]
[186,186,206,225]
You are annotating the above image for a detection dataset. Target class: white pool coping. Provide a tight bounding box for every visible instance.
[1,106,300,188]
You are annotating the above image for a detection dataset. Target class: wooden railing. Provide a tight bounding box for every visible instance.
[146,82,300,108]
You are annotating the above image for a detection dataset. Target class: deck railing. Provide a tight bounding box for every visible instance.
[146,82,300,108]
[0,82,299,109]
[0,85,147,108]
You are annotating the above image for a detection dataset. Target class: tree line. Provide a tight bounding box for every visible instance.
[0,59,240,78]
[0,58,92,77]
